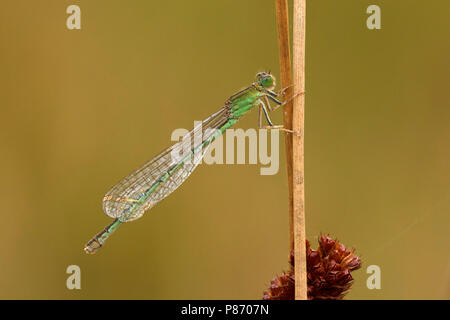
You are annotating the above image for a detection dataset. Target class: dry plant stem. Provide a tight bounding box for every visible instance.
[293,0,307,300]
[275,0,295,263]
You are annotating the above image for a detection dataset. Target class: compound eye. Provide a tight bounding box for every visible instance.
[255,72,275,89]
[262,76,274,88]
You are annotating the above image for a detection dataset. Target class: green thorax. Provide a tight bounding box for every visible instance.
[229,85,263,119]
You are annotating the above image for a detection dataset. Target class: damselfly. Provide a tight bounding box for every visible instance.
[84,72,297,254]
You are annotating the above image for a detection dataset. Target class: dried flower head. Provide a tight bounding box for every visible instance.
[263,235,361,300]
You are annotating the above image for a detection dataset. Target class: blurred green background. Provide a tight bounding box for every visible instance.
[0,0,449,299]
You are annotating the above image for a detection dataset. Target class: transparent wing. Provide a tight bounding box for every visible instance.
[102,106,230,222]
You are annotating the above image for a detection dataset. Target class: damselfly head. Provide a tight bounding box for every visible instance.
[256,72,276,91]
